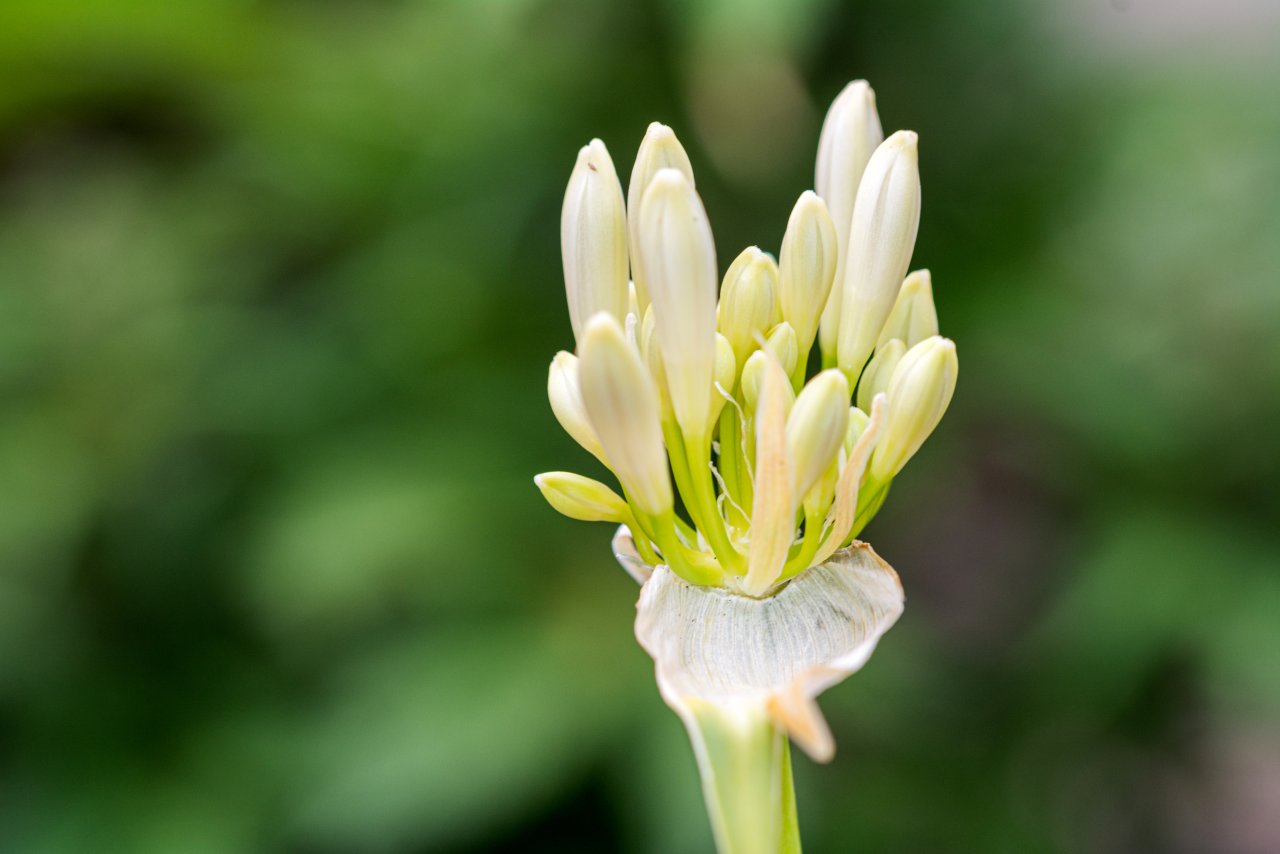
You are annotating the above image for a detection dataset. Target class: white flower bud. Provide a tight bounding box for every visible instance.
[844,406,871,455]
[637,169,719,439]
[764,322,799,379]
[778,192,838,353]
[870,336,957,480]
[855,338,905,413]
[718,247,779,368]
[740,350,797,415]
[561,139,629,342]
[709,333,737,428]
[535,472,630,523]
[814,81,884,361]
[786,370,851,499]
[837,131,922,381]
[876,269,937,350]
[548,351,607,465]
[628,123,695,312]
[577,314,674,516]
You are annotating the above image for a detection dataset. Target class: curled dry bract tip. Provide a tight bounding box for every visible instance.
[614,525,904,762]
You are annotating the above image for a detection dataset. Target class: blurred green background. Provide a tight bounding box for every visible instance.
[2,0,1278,851]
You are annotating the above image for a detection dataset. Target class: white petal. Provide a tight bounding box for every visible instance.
[633,541,904,762]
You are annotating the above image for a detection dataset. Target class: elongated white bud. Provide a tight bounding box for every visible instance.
[535,472,630,522]
[876,269,938,350]
[577,314,674,516]
[815,81,884,361]
[786,370,851,499]
[628,123,695,312]
[548,352,607,465]
[870,336,957,480]
[561,139,629,342]
[778,192,838,353]
[638,169,719,439]
[856,338,905,412]
[718,247,779,367]
[837,131,922,380]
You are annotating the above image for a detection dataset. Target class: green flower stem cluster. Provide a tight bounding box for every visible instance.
[536,80,957,598]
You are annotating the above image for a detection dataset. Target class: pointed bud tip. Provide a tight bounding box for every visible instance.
[581,311,624,343]
[649,167,689,192]
[837,79,873,102]
[578,137,617,169]
[886,129,919,154]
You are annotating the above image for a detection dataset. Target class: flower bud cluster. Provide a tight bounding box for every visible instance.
[538,81,958,596]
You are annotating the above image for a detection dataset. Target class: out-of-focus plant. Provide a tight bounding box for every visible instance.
[536,80,958,853]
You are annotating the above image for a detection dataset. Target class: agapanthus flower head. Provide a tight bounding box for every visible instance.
[537,80,958,766]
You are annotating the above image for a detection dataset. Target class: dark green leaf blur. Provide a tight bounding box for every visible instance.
[2,0,1277,851]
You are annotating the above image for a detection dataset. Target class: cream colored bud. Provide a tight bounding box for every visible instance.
[709,333,737,427]
[548,351,607,465]
[876,269,938,350]
[815,81,884,361]
[718,247,779,367]
[535,472,630,523]
[778,191,838,352]
[786,370,851,499]
[740,350,795,414]
[577,314,674,516]
[561,139,629,342]
[637,169,719,439]
[764,322,799,378]
[837,131,922,381]
[855,338,905,413]
[628,123,695,312]
[870,336,957,480]
[844,406,871,455]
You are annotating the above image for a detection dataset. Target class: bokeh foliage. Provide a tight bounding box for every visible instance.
[1,0,1278,851]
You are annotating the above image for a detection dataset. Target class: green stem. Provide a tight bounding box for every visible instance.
[718,405,748,531]
[675,427,745,575]
[847,478,891,543]
[683,698,802,854]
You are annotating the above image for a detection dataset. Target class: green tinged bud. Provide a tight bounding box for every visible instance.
[837,131,921,383]
[628,123,696,313]
[856,338,905,413]
[535,472,630,522]
[548,351,607,465]
[876,269,938,350]
[870,336,958,480]
[844,406,871,455]
[638,168,719,440]
[740,350,795,414]
[764,322,799,378]
[577,313,674,516]
[561,139,629,342]
[718,247,779,367]
[778,191,838,353]
[786,370,851,499]
[709,333,737,427]
[815,80,884,362]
